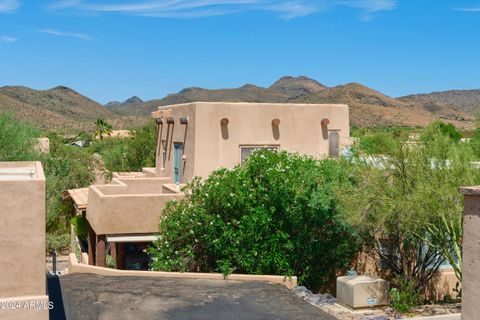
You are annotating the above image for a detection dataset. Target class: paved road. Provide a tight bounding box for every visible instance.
[48,273,337,320]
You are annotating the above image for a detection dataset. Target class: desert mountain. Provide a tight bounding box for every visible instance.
[289,83,472,128]
[399,90,480,114]
[108,77,474,129]
[0,86,146,130]
[1,76,477,130]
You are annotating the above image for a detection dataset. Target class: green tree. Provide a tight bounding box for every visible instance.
[421,121,462,143]
[91,120,157,172]
[94,118,113,140]
[149,150,360,290]
[0,113,40,161]
[340,128,477,291]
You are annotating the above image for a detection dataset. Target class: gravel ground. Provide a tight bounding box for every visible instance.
[46,254,69,275]
[292,286,461,320]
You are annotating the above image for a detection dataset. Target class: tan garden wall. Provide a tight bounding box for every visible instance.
[68,253,297,289]
[87,184,184,235]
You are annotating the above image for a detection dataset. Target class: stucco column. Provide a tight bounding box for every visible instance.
[116,242,126,270]
[96,234,106,267]
[459,187,480,320]
[87,224,96,266]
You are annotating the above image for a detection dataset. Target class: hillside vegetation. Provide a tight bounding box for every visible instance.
[0,86,146,131]
[2,76,479,130]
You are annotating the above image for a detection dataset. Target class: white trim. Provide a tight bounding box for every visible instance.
[107,234,158,243]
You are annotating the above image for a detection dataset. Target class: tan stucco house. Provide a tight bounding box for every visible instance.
[70,102,459,301]
[80,102,350,269]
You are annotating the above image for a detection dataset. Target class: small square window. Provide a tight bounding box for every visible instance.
[240,145,278,163]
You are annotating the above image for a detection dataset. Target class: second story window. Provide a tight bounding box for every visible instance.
[240,145,279,163]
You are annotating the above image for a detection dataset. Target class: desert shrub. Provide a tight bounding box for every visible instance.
[43,135,95,233]
[390,279,423,314]
[0,113,40,161]
[421,121,461,143]
[91,120,156,172]
[46,232,71,254]
[356,132,400,155]
[71,215,89,240]
[106,255,116,269]
[149,150,360,289]
[340,128,477,290]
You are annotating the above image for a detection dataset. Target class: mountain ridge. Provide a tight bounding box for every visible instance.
[1,76,478,130]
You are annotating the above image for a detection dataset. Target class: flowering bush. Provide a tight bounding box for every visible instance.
[149,150,360,289]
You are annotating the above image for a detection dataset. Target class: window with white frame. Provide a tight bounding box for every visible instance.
[240,145,279,163]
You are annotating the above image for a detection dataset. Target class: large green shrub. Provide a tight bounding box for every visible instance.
[149,150,360,289]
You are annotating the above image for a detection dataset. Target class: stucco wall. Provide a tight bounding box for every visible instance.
[0,162,46,299]
[460,193,480,320]
[155,104,196,183]
[153,102,350,182]
[68,253,297,289]
[117,177,171,194]
[87,185,184,235]
[0,162,48,320]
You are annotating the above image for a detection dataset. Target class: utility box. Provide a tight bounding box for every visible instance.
[0,162,49,320]
[336,275,389,309]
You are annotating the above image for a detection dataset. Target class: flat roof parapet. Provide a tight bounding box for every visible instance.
[0,162,45,180]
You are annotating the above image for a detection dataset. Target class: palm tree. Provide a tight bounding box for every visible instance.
[94,118,113,140]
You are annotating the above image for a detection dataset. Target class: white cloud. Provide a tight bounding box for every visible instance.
[339,0,397,20]
[455,7,480,12]
[0,0,20,13]
[0,35,17,42]
[37,29,93,41]
[48,0,398,20]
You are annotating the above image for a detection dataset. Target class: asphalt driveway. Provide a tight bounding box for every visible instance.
[48,273,337,320]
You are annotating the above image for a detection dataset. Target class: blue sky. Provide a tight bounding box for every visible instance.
[0,0,480,104]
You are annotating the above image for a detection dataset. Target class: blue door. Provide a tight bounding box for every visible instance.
[173,143,183,184]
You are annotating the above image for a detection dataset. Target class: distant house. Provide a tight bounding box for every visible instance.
[95,130,132,140]
[70,140,88,148]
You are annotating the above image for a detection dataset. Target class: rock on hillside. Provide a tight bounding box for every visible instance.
[400,89,480,114]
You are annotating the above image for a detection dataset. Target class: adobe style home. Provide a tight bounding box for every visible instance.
[71,102,350,270]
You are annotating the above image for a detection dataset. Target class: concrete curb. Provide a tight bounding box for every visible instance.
[408,313,461,320]
[67,253,298,288]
